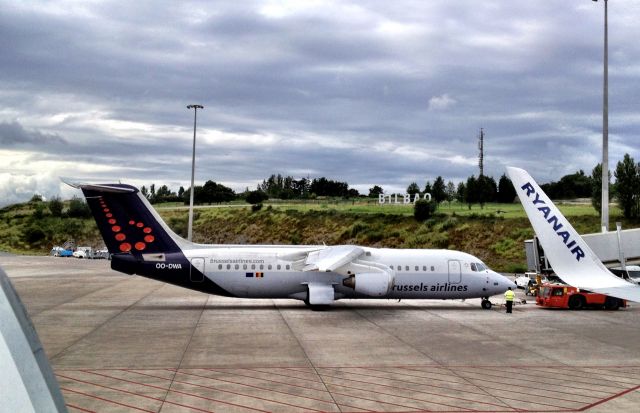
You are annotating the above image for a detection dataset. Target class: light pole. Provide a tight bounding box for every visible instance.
[593,0,609,232]
[187,104,203,242]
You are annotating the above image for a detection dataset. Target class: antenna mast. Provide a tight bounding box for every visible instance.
[478,128,484,177]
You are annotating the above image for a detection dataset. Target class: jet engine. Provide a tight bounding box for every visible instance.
[342,272,394,297]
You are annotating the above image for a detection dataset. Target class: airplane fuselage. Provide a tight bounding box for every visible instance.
[113,245,509,301]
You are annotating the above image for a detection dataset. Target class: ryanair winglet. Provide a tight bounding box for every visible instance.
[506,166,640,303]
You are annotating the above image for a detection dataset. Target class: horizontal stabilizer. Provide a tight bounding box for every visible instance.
[61,178,135,194]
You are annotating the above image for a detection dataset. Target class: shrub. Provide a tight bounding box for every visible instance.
[414,199,436,221]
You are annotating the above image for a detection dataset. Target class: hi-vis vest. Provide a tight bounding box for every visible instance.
[504,290,515,301]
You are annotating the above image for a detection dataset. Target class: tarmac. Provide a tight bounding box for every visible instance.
[1,254,639,412]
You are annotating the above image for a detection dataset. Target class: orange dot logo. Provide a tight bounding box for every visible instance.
[106,213,113,218]
[103,208,110,213]
[115,233,126,241]
[112,225,121,232]
[108,219,116,225]
[144,235,155,243]
[134,242,146,251]
[136,222,144,228]
[129,220,135,225]
[119,243,131,252]
[143,227,152,234]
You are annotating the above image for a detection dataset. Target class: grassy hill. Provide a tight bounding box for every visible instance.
[0,199,631,272]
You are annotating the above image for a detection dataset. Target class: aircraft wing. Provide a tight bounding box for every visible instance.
[303,245,365,272]
[507,166,640,303]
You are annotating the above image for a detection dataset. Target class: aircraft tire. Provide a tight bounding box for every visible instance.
[481,300,491,310]
[568,295,584,310]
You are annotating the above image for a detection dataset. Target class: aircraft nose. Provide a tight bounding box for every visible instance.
[493,272,516,291]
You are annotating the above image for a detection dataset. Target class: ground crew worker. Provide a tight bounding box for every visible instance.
[504,287,515,313]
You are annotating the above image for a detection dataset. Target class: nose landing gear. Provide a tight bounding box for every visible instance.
[481,297,492,310]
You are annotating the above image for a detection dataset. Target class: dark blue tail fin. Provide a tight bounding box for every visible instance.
[68,182,184,256]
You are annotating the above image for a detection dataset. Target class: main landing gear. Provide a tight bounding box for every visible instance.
[481,297,492,310]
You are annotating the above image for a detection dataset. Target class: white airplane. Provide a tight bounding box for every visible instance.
[66,180,514,309]
[507,166,640,303]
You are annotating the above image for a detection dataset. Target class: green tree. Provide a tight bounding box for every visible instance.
[614,154,639,218]
[431,176,447,203]
[368,185,383,198]
[48,196,64,217]
[67,196,91,218]
[423,181,432,196]
[497,174,516,203]
[445,181,456,205]
[406,182,420,196]
[456,182,466,203]
[465,176,477,209]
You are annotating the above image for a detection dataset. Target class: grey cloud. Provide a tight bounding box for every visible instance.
[0,121,67,146]
[1,0,640,204]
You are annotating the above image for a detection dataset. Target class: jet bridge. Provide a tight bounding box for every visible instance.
[525,227,640,273]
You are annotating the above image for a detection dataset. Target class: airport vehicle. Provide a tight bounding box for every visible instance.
[515,272,538,289]
[72,246,93,259]
[507,167,640,303]
[536,283,625,310]
[66,180,515,309]
[49,246,72,257]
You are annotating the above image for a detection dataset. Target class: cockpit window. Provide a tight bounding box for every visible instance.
[470,262,486,272]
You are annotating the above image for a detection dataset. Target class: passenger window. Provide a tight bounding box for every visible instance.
[405,265,409,271]
[268,264,272,270]
[218,264,222,270]
[235,264,239,270]
[286,265,290,270]
[251,264,255,270]
[243,264,247,270]
[396,266,400,272]
[422,266,426,271]
[226,264,230,270]
[390,265,394,270]
[277,264,281,270]
[260,264,264,270]
[415,266,419,271]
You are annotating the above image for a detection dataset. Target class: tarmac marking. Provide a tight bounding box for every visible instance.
[65,403,97,413]
[61,386,156,412]
[83,370,273,413]
[404,366,606,400]
[57,373,212,413]
[309,368,516,411]
[479,365,629,390]
[451,366,617,396]
[56,366,640,413]
[175,368,339,405]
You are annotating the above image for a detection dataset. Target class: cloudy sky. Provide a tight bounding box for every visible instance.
[2,0,640,205]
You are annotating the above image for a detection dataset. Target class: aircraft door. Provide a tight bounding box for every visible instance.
[190,258,205,282]
[448,260,461,284]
